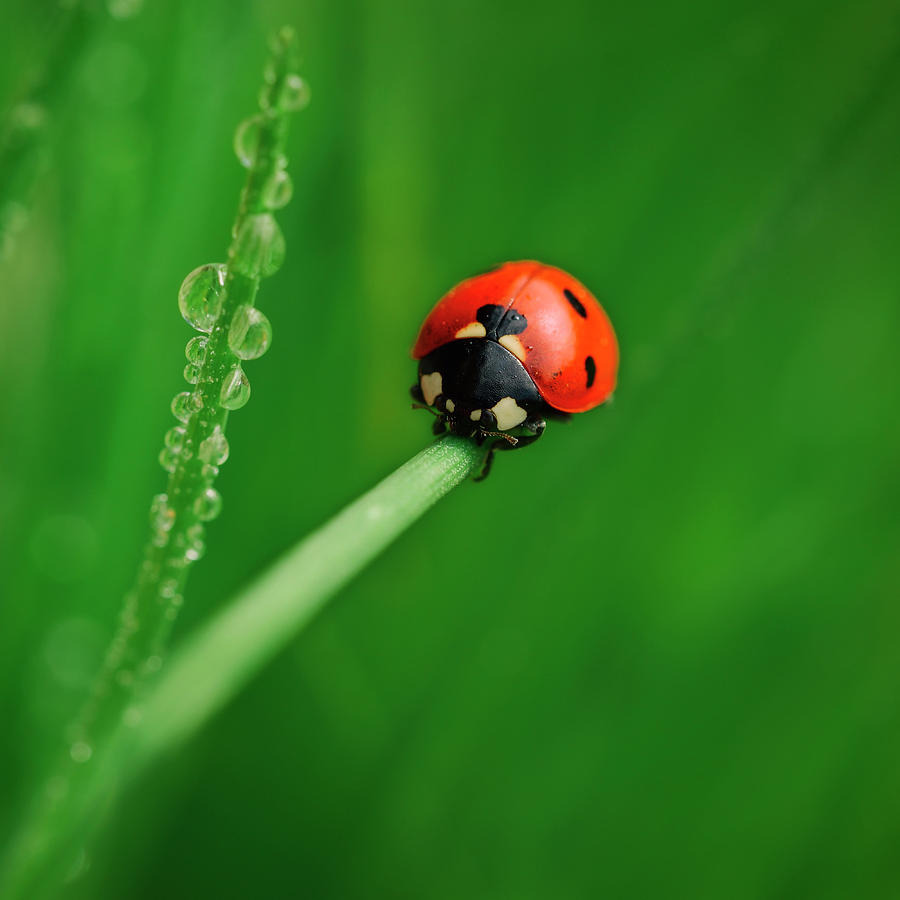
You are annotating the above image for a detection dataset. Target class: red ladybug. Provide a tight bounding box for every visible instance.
[411,261,618,477]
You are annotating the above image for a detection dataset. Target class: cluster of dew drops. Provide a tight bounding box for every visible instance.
[146,67,310,575]
[62,51,310,771]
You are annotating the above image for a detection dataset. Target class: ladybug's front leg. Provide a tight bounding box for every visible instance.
[474,417,546,481]
[510,416,546,450]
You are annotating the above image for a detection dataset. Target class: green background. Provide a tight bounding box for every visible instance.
[2,0,900,896]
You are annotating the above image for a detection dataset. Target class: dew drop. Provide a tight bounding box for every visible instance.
[231,213,284,279]
[70,741,92,763]
[198,425,229,465]
[10,102,47,135]
[220,366,251,410]
[201,463,219,480]
[178,263,227,333]
[143,655,162,674]
[229,305,272,360]
[194,487,223,521]
[261,167,293,210]
[164,426,186,452]
[107,0,143,19]
[149,493,175,532]
[234,115,263,168]
[185,523,206,561]
[158,447,177,473]
[258,82,276,113]
[160,578,179,599]
[281,74,311,111]
[171,390,202,423]
[185,335,208,365]
[183,363,201,384]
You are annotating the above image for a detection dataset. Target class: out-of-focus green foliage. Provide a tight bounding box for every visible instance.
[1,0,898,897]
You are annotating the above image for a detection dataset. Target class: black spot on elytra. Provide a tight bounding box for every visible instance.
[564,288,587,318]
[477,304,528,340]
[585,355,596,388]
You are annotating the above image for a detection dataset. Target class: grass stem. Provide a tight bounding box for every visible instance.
[0,436,481,899]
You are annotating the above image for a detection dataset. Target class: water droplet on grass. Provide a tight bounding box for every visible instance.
[107,0,143,19]
[185,523,206,561]
[231,213,284,278]
[171,390,202,423]
[185,335,208,364]
[220,366,250,410]
[178,263,226,333]
[229,305,272,359]
[259,73,310,113]
[234,115,263,167]
[149,493,175,532]
[262,168,293,209]
[158,447,177,473]
[198,425,229,465]
[144,655,162,674]
[183,363,201,384]
[194,487,222,521]
[70,742,92,763]
[281,74,311,111]
[164,427,186,452]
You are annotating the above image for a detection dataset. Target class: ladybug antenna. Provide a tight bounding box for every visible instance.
[411,402,439,417]
[481,430,518,446]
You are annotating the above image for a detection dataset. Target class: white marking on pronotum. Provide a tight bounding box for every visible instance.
[455,321,487,339]
[420,372,443,406]
[470,409,482,421]
[445,399,455,413]
[498,334,526,361]
[491,396,527,430]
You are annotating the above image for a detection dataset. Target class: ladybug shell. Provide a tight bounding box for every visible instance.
[412,261,618,414]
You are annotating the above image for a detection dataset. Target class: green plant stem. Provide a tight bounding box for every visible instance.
[136,435,482,761]
[74,28,300,751]
[0,436,481,900]
[0,29,306,900]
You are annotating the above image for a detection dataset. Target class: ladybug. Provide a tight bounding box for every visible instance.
[411,261,618,478]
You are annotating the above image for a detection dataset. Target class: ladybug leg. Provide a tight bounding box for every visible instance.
[474,441,500,481]
[473,416,546,481]
[511,416,546,449]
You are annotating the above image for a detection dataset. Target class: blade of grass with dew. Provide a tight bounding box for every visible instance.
[0,27,309,900]
[75,26,309,754]
[135,435,482,763]
[0,436,481,899]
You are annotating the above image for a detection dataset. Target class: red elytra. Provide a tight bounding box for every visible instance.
[412,261,618,414]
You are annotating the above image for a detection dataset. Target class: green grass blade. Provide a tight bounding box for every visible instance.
[0,435,480,899]
[135,435,482,762]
